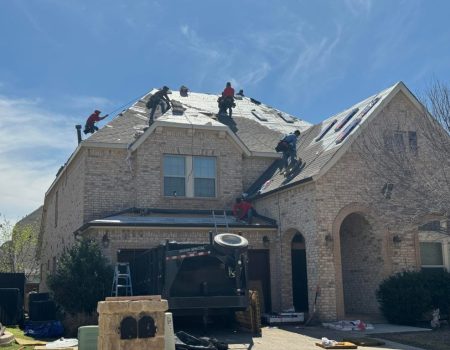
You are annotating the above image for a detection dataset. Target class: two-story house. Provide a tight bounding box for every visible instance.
[38,82,450,321]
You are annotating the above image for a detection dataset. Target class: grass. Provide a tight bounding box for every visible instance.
[376,326,450,350]
[2,327,35,349]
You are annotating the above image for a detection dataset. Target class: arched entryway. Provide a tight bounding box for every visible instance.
[339,212,383,316]
[291,233,309,311]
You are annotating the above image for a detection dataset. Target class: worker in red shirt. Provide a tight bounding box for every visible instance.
[222,82,235,98]
[218,82,236,117]
[232,197,255,224]
[84,110,109,134]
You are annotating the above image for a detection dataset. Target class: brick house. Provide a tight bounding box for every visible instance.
[38,82,450,321]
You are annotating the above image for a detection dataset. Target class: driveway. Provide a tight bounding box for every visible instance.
[205,326,427,350]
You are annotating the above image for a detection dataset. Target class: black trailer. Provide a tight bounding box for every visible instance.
[131,233,249,316]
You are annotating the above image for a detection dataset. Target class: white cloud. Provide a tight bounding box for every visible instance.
[178,25,220,60]
[0,95,78,221]
[344,0,373,16]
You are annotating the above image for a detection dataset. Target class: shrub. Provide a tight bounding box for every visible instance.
[377,270,450,325]
[48,239,113,315]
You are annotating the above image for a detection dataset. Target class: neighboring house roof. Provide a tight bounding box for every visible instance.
[85,89,311,154]
[75,208,277,234]
[251,82,416,197]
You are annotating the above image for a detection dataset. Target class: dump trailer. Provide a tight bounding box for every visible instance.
[132,233,249,316]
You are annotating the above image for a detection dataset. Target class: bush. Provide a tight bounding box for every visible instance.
[48,239,113,315]
[377,270,450,325]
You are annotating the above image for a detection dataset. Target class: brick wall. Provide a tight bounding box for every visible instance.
[40,149,86,290]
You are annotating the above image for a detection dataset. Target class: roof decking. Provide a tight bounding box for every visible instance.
[85,89,311,154]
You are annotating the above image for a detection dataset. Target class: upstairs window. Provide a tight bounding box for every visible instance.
[163,155,216,198]
[393,131,405,152]
[408,131,418,155]
[163,155,186,197]
[193,157,216,197]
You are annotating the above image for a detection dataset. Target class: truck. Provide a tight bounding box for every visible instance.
[130,233,249,318]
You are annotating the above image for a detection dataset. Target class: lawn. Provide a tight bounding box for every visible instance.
[3,326,42,350]
[376,326,450,350]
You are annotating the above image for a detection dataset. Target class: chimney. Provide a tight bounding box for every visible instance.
[75,125,82,144]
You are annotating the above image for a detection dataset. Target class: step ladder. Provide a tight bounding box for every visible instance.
[111,262,133,297]
[212,210,229,234]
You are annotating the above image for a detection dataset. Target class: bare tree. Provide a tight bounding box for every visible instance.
[0,214,40,280]
[355,80,450,229]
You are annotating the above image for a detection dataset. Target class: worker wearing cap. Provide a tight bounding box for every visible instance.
[84,110,108,135]
[146,86,172,125]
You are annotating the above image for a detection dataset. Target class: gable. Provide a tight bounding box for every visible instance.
[250,81,441,199]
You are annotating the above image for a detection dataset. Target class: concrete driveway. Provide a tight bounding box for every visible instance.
[206,325,428,350]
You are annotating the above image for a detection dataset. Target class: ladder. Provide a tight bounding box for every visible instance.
[212,210,229,234]
[111,262,133,297]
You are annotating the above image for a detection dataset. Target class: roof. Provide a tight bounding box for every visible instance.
[84,89,311,154]
[75,208,277,233]
[251,82,404,197]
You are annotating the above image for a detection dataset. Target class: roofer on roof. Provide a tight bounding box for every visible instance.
[146,86,172,125]
[218,82,236,118]
[84,110,109,135]
[276,130,301,174]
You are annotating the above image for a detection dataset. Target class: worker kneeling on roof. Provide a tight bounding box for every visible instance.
[276,130,301,173]
[218,82,236,118]
[84,110,108,135]
[146,86,172,125]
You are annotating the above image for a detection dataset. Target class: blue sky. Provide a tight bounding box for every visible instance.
[0,0,449,222]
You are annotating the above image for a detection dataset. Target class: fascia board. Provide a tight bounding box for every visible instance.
[128,120,252,156]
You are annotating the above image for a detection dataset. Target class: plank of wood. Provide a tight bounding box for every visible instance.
[15,337,47,345]
[315,341,357,349]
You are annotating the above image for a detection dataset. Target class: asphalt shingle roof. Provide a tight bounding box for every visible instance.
[253,84,398,196]
[84,89,310,154]
[83,83,399,197]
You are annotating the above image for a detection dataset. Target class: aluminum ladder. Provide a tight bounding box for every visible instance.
[111,262,133,297]
[212,210,229,235]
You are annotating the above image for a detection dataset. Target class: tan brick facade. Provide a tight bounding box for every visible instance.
[39,88,448,321]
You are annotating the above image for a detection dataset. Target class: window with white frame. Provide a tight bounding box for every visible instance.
[193,157,216,197]
[163,155,186,197]
[420,242,445,271]
[163,155,216,198]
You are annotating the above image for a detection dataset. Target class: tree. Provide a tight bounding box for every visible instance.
[0,213,40,280]
[47,238,113,315]
[355,80,450,228]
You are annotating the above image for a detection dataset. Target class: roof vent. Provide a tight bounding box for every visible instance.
[251,110,268,121]
[335,108,359,132]
[250,98,261,105]
[336,118,361,144]
[277,112,295,124]
[359,97,380,119]
[315,119,337,142]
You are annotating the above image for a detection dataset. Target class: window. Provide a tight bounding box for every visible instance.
[163,155,216,198]
[163,156,186,196]
[381,183,394,199]
[408,131,418,155]
[393,131,405,152]
[194,157,216,197]
[420,242,445,271]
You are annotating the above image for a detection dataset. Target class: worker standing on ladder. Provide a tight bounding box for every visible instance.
[146,86,172,125]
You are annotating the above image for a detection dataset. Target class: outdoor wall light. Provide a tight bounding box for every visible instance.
[392,235,402,244]
[102,233,110,248]
[262,236,270,247]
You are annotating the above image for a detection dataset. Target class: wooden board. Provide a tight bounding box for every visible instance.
[315,342,357,349]
[342,337,385,346]
[34,347,77,350]
[15,337,47,345]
